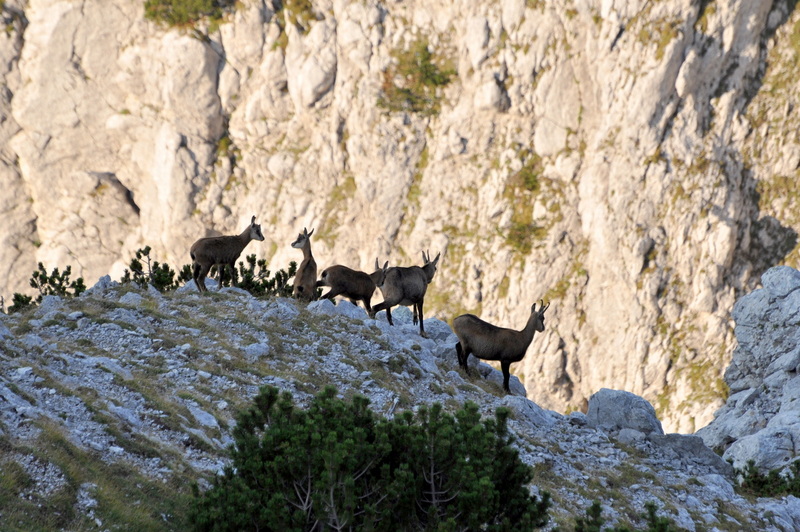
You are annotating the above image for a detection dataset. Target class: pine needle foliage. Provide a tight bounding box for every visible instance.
[574,500,678,532]
[121,246,191,292]
[8,263,87,313]
[736,459,800,498]
[189,386,551,531]
[215,255,297,297]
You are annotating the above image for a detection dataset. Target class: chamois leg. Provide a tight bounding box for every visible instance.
[362,297,372,316]
[416,301,427,338]
[455,342,471,376]
[501,360,512,393]
[217,263,232,290]
[320,288,343,301]
[372,301,395,324]
[192,263,202,292]
[227,261,237,287]
[194,263,211,293]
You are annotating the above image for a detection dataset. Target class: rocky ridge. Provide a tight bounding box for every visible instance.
[0,267,799,529]
[697,266,800,473]
[2,0,800,434]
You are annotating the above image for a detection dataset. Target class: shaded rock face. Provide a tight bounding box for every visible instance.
[697,266,800,472]
[1,0,800,432]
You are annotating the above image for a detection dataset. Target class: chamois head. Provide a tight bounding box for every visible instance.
[372,258,389,288]
[421,250,440,283]
[532,300,550,332]
[291,227,314,249]
[249,216,266,242]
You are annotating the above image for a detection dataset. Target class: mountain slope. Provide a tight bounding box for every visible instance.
[1,275,799,530]
[2,0,800,432]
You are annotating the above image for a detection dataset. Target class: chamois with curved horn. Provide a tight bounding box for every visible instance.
[454,300,550,393]
[316,259,389,315]
[372,251,440,337]
[291,227,317,301]
[190,215,265,292]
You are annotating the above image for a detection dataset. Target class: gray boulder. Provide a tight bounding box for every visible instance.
[586,388,664,436]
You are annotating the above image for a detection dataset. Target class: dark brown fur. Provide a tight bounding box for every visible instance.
[454,300,550,393]
[372,251,440,337]
[316,260,389,314]
[291,228,317,301]
[190,216,265,292]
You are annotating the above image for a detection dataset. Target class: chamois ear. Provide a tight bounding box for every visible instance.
[251,215,256,224]
[431,252,440,265]
[307,228,314,237]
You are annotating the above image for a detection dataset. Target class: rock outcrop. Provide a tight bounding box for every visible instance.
[2,0,800,432]
[698,265,800,472]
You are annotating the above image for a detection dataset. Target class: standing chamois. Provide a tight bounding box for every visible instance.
[291,227,317,301]
[454,300,550,393]
[190,215,265,292]
[372,251,440,337]
[316,259,389,315]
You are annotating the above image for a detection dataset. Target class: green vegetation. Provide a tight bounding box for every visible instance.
[574,500,679,531]
[736,459,800,498]
[503,151,547,254]
[190,386,551,530]
[143,0,234,27]
[229,256,297,297]
[7,263,86,314]
[272,0,317,49]
[122,246,193,292]
[378,37,456,117]
[694,0,717,33]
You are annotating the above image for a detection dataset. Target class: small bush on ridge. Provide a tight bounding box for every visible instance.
[189,386,551,531]
[7,263,86,314]
[121,246,191,292]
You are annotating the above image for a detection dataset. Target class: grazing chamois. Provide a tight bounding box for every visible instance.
[316,259,389,315]
[190,215,265,292]
[454,300,550,393]
[372,251,440,337]
[291,227,317,301]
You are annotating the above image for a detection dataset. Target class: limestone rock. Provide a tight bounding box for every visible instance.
[586,388,664,436]
[697,266,800,472]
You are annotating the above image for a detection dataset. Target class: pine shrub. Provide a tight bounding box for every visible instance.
[7,263,86,313]
[573,500,678,532]
[736,459,800,497]
[190,386,551,531]
[218,255,296,297]
[121,246,189,292]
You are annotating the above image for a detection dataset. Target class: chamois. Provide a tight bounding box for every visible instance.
[190,215,265,292]
[372,251,440,337]
[316,259,389,315]
[291,227,317,301]
[454,300,550,393]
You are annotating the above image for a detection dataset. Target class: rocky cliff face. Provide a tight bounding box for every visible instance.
[1,272,799,530]
[2,0,800,432]
[698,266,800,472]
